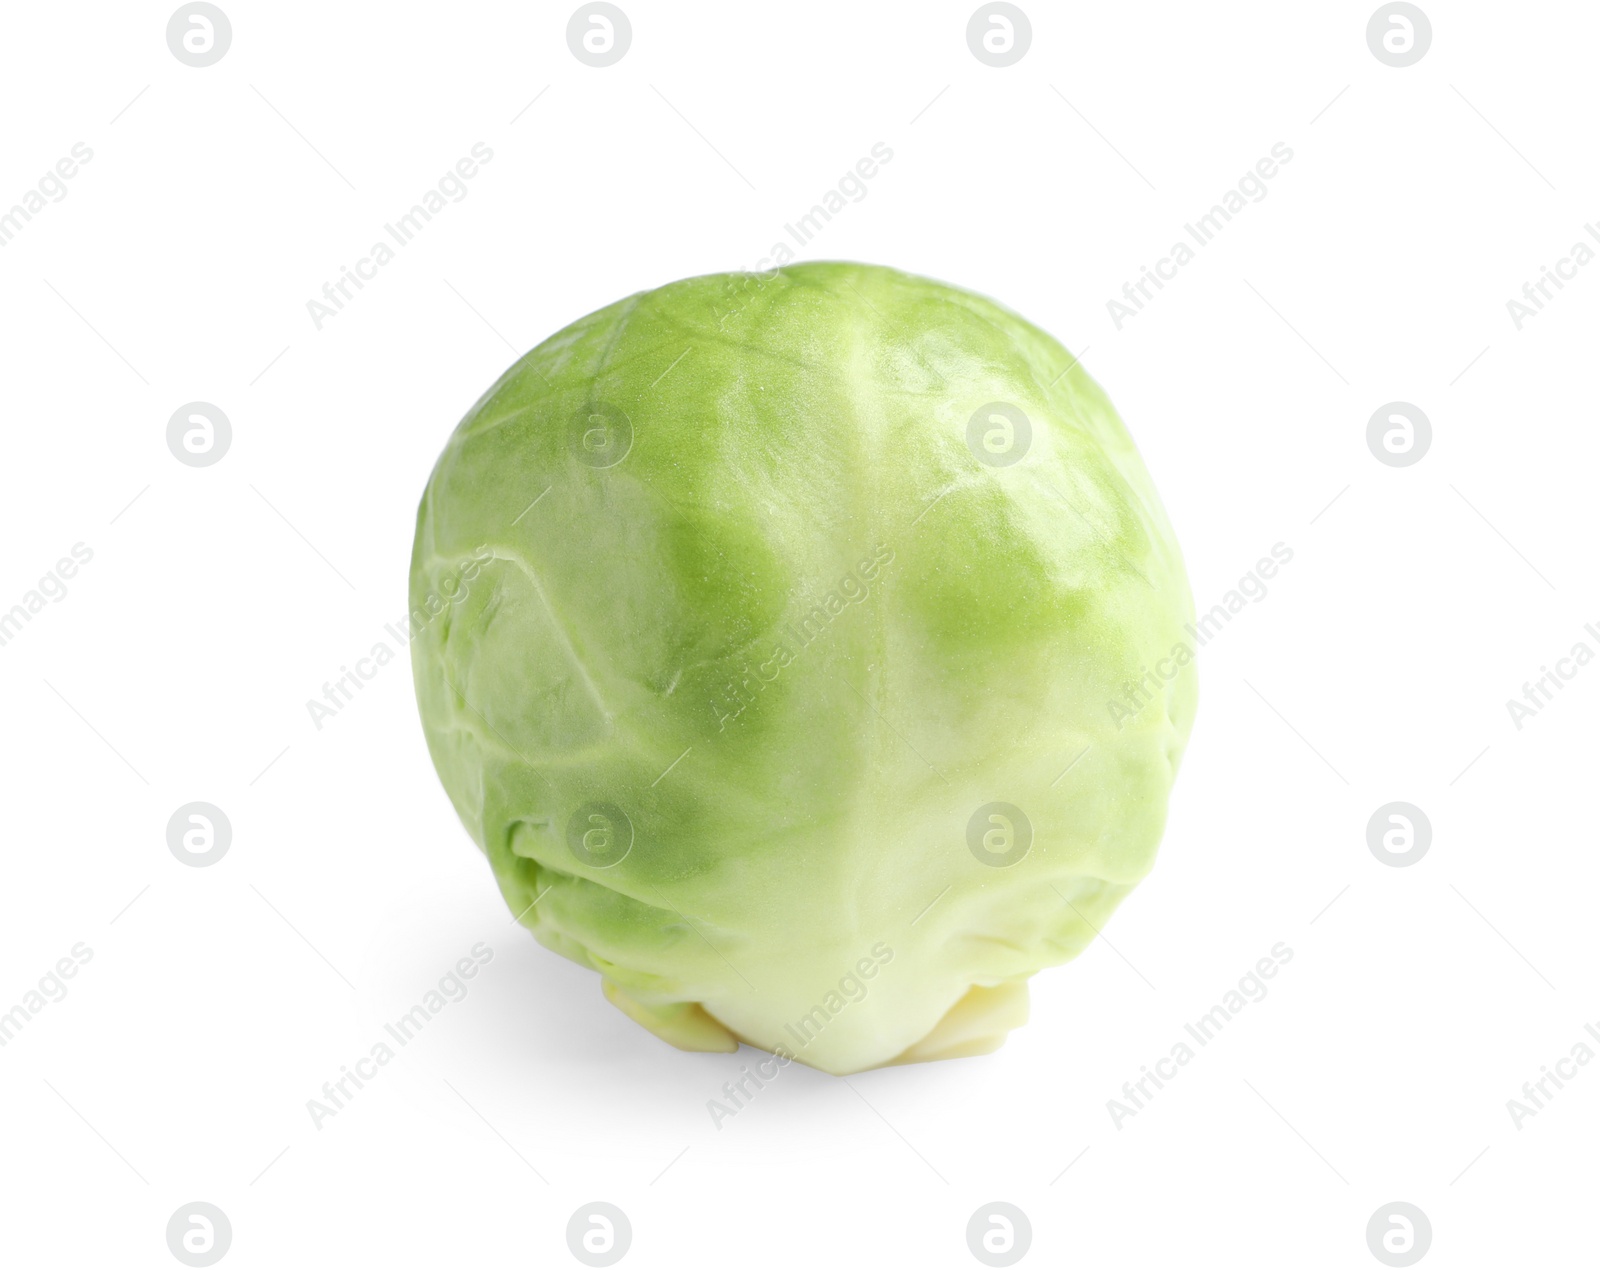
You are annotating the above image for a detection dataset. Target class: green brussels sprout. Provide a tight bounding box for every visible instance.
[410,262,1196,1075]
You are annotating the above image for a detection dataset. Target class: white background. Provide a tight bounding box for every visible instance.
[1,1,1594,1266]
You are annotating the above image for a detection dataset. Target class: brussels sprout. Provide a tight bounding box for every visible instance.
[410,262,1196,1075]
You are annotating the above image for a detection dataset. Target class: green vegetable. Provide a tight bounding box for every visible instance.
[410,262,1197,1075]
